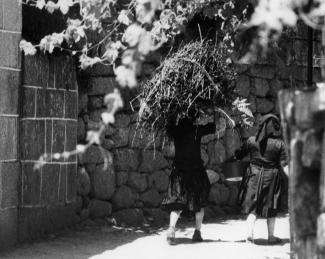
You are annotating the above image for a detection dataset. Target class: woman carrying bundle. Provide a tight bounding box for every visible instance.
[162,111,217,245]
[234,114,288,244]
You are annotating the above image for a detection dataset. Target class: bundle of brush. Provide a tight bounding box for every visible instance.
[134,40,239,132]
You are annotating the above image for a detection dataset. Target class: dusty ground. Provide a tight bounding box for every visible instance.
[1,214,290,259]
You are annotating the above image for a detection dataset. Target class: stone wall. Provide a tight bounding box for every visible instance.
[0,0,80,248]
[76,22,322,226]
[19,53,79,242]
[0,0,22,250]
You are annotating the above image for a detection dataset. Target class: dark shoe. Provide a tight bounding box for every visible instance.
[192,230,203,242]
[246,236,254,244]
[166,228,176,245]
[268,236,282,245]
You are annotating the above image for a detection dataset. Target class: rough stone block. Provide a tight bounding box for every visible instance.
[127,172,147,192]
[88,96,103,111]
[66,163,77,202]
[0,31,20,68]
[65,121,77,162]
[23,54,50,86]
[111,185,135,209]
[77,167,90,196]
[143,208,168,224]
[254,78,270,97]
[114,114,131,128]
[41,164,60,205]
[91,163,116,200]
[21,162,41,206]
[0,208,17,250]
[36,89,64,118]
[138,150,169,173]
[89,199,112,219]
[114,149,139,172]
[111,128,130,148]
[81,63,114,77]
[0,69,19,114]
[256,98,275,114]
[3,0,21,31]
[235,75,250,97]
[129,125,162,149]
[112,208,144,226]
[269,79,284,97]
[224,129,241,159]
[65,91,77,119]
[22,87,35,117]
[148,170,169,192]
[52,120,65,156]
[0,117,18,160]
[0,162,19,208]
[88,77,118,95]
[249,65,275,79]
[207,141,226,168]
[116,171,128,186]
[140,189,162,207]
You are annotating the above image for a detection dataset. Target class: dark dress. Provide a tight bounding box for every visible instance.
[162,122,216,212]
[236,136,287,218]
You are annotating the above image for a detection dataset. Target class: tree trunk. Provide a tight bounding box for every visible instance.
[279,87,325,259]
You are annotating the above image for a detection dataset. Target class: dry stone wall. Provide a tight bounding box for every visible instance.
[76,22,322,226]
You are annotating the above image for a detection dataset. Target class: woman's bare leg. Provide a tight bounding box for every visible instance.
[195,208,204,231]
[267,217,276,238]
[246,213,257,240]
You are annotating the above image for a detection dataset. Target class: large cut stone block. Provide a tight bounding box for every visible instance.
[52,120,65,157]
[22,87,36,117]
[3,0,22,31]
[65,91,78,119]
[0,31,20,69]
[65,121,77,162]
[0,162,19,208]
[36,89,64,118]
[66,163,77,203]
[41,164,60,205]
[23,54,50,86]
[0,117,18,160]
[0,208,17,250]
[21,162,41,206]
[0,69,20,115]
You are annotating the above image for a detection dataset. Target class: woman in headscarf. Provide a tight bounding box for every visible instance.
[234,114,288,244]
[162,111,217,245]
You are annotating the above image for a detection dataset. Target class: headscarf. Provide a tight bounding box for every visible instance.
[255,114,281,154]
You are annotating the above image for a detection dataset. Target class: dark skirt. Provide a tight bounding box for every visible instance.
[162,166,210,213]
[238,164,282,218]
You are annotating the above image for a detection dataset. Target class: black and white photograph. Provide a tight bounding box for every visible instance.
[0,0,324,258]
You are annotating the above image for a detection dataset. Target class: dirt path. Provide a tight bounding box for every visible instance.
[1,214,290,259]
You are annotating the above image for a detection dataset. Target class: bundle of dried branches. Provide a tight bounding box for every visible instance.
[133,40,239,131]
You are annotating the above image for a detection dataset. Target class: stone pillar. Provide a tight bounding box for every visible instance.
[19,53,79,242]
[0,0,22,250]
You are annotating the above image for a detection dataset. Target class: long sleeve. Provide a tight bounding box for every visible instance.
[279,140,288,167]
[235,138,251,160]
[198,123,216,137]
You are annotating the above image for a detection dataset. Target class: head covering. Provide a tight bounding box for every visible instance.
[255,114,281,154]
